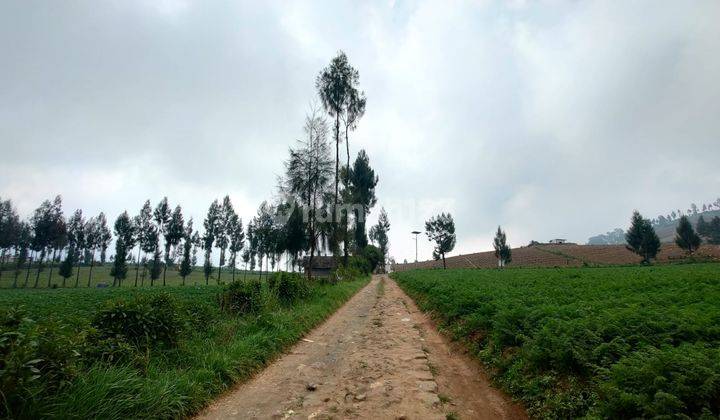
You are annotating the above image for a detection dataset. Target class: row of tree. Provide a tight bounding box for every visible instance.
[626,210,715,263]
[0,51,392,287]
[0,196,114,288]
[651,198,720,226]
[417,207,716,271]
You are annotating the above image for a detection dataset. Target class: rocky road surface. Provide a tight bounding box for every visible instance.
[198,275,525,419]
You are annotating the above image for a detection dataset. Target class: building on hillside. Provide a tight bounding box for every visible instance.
[548,238,567,244]
[301,256,338,278]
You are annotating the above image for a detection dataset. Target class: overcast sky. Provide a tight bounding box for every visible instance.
[1,0,719,263]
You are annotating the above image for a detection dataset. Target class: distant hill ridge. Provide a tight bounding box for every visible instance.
[392,242,720,272]
[589,209,720,244]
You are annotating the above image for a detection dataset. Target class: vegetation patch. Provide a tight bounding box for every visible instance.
[393,263,720,418]
[0,276,368,418]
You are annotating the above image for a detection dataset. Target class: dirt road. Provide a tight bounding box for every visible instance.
[198,276,525,419]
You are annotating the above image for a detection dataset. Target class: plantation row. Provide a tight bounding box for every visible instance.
[0,272,369,418]
[0,53,395,289]
[393,264,720,418]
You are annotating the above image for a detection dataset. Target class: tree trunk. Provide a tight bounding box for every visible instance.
[47,248,57,287]
[135,247,141,286]
[442,253,446,269]
[217,263,222,284]
[162,246,170,286]
[141,257,146,286]
[87,253,95,288]
[74,250,81,287]
[0,249,5,280]
[334,114,340,211]
[34,249,45,288]
[232,264,235,282]
[24,250,34,288]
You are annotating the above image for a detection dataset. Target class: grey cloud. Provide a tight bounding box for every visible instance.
[1,0,718,262]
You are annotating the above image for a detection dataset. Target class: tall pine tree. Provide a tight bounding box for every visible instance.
[625,210,661,264]
[675,215,701,254]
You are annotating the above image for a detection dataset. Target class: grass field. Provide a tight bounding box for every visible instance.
[392,263,720,419]
[0,263,266,288]
[0,275,369,418]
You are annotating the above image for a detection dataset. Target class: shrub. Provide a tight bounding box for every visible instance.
[362,245,383,273]
[268,272,309,304]
[219,280,262,314]
[0,308,80,418]
[335,264,363,282]
[92,293,184,349]
[347,255,371,275]
[183,300,220,331]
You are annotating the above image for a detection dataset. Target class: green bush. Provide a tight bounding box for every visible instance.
[92,293,184,349]
[0,308,80,418]
[362,245,383,273]
[268,272,309,304]
[347,256,371,275]
[219,280,263,314]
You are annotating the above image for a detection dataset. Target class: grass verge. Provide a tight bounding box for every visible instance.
[1,275,369,419]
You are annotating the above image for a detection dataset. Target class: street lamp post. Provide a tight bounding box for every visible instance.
[411,231,421,262]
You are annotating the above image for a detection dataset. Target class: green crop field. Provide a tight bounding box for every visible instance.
[392,263,720,419]
[0,274,369,418]
[0,264,263,289]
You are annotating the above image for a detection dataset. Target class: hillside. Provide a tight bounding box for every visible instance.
[589,209,720,244]
[392,243,720,271]
[653,209,720,242]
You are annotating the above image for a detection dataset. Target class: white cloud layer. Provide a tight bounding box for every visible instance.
[1,0,718,263]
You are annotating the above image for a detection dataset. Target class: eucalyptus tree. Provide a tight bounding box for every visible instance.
[30,196,66,288]
[425,213,456,269]
[93,212,112,283]
[369,207,390,268]
[346,150,378,252]
[0,198,21,278]
[46,210,67,287]
[246,220,257,279]
[228,213,244,282]
[202,199,220,285]
[316,51,362,211]
[281,110,334,278]
[179,218,194,285]
[133,200,154,286]
[215,196,234,282]
[66,209,86,287]
[342,88,366,173]
[58,209,84,287]
[191,230,200,267]
[283,201,306,271]
[111,211,135,287]
[162,205,184,285]
[83,216,98,287]
[253,202,275,278]
[270,206,287,272]
[241,248,251,280]
[493,226,512,268]
[13,222,31,288]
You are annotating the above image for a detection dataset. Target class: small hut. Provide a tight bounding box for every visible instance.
[301,256,338,278]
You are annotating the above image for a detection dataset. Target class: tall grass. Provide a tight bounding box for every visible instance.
[2,275,369,419]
